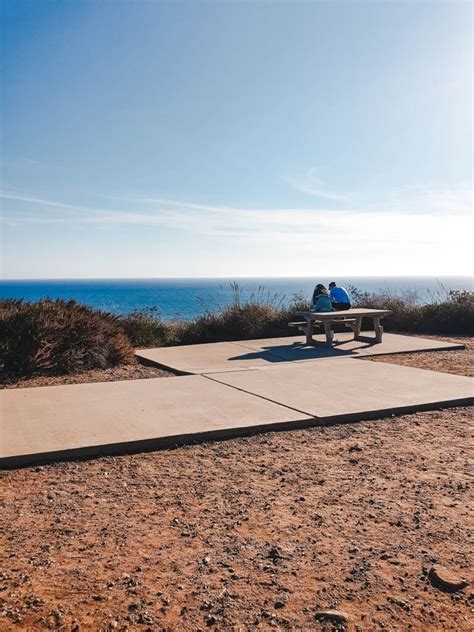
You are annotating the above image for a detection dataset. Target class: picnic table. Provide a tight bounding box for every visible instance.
[290,308,392,346]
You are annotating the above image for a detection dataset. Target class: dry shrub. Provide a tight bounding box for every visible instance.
[416,291,474,334]
[180,303,283,344]
[351,289,474,335]
[0,299,135,381]
[119,308,183,348]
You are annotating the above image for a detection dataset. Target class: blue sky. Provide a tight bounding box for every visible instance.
[1,0,472,278]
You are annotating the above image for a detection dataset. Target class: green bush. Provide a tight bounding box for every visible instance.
[0,299,135,381]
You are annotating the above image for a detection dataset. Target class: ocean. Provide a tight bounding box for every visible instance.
[0,277,471,320]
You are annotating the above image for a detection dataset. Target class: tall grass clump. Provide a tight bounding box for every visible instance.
[178,283,308,344]
[0,299,135,381]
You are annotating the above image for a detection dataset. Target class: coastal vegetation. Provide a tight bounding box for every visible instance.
[1,286,473,381]
[0,299,135,381]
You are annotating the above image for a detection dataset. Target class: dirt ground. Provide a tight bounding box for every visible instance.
[0,363,171,390]
[0,337,472,631]
[367,336,473,377]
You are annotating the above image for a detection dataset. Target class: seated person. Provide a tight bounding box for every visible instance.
[311,284,333,312]
[329,281,351,310]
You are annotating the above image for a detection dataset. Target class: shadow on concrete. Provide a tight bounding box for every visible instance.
[229,342,367,363]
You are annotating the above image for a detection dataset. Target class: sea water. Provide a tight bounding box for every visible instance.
[0,277,471,320]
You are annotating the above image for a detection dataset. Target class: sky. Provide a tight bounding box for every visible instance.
[1,0,472,279]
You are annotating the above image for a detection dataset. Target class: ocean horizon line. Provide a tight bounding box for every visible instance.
[2,274,472,282]
[1,275,472,319]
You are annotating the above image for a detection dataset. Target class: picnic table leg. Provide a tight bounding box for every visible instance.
[303,318,314,345]
[353,316,362,340]
[324,320,334,346]
[373,317,383,343]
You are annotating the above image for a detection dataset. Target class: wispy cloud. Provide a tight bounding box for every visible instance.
[285,168,351,202]
[385,184,473,215]
[1,185,471,250]
[0,191,359,236]
[286,169,473,217]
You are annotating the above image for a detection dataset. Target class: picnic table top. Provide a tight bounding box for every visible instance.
[298,308,392,319]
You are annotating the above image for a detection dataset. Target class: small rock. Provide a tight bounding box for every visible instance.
[428,565,468,592]
[137,612,153,624]
[387,596,411,612]
[268,546,286,563]
[315,609,350,623]
[274,600,286,609]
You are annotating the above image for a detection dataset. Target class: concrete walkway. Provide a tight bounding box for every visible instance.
[208,360,473,422]
[0,376,312,468]
[1,343,472,467]
[136,333,463,374]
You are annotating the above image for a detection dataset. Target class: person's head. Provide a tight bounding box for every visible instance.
[329,281,336,289]
[314,283,328,297]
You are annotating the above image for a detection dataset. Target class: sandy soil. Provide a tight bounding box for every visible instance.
[367,336,473,377]
[0,363,172,390]
[1,338,472,631]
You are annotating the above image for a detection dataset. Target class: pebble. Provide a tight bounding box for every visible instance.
[315,609,350,623]
[137,612,153,624]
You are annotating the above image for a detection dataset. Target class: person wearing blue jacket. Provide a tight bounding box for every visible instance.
[311,284,333,312]
[329,282,351,310]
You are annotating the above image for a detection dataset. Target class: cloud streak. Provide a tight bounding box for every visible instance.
[285,168,352,202]
[1,187,471,260]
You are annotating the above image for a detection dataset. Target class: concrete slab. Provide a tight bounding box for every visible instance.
[0,376,312,468]
[136,341,287,374]
[137,334,464,374]
[208,360,474,422]
[234,333,464,362]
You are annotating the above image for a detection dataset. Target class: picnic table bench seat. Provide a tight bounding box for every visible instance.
[291,308,392,346]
